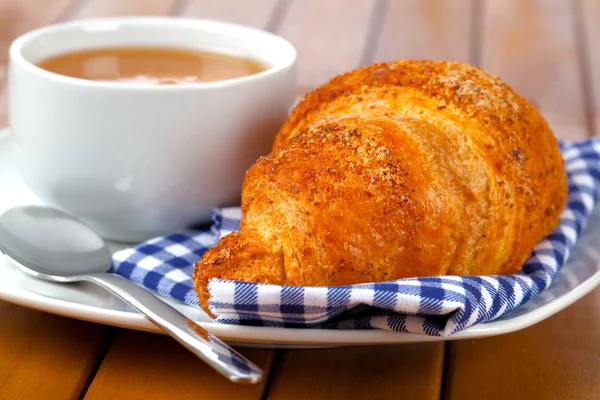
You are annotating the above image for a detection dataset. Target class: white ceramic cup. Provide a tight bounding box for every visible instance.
[9,17,296,242]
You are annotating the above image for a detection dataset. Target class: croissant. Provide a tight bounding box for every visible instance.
[194,60,567,315]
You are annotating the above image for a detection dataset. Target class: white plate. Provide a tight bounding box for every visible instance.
[1,128,599,348]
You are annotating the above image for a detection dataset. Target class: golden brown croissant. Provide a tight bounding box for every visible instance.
[194,60,567,315]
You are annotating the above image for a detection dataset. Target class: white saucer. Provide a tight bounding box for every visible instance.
[1,128,600,348]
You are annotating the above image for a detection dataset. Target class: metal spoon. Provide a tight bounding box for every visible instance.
[0,205,262,384]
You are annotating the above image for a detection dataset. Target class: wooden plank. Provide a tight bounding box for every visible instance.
[70,0,178,19]
[480,0,587,140]
[371,0,474,63]
[83,330,274,400]
[180,0,279,29]
[275,0,377,92]
[0,302,113,400]
[266,344,444,400]
[580,0,600,136]
[444,288,600,399]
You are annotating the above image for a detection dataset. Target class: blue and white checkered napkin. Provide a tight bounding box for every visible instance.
[113,139,600,336]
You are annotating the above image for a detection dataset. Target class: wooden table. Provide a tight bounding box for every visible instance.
[0,1,599,399]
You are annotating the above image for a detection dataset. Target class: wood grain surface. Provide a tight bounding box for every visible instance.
[0,302,113,400]
[266,344,445,400]
[69,0,179,19]
[580,0,600,136]
[275,0,377,91]
[0,1,599,399]
[180,0,280,29]
[371,0,474,63]
[480,0,588,141]
[83,330,274,400]
[444,288,600,400]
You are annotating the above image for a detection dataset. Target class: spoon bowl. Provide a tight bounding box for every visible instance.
[0,206,110,281]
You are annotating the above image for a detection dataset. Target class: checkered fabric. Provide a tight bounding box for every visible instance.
[113,139,600,336]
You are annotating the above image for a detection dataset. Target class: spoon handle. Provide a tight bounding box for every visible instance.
[82,272,263,384]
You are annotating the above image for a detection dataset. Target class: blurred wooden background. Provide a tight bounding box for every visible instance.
[0,1,599,399]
